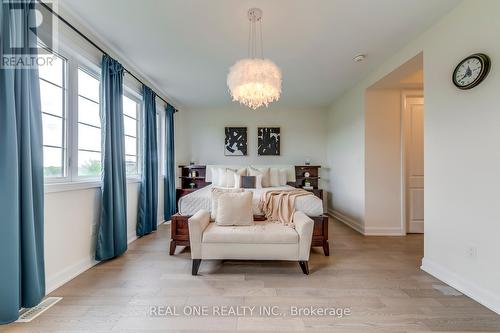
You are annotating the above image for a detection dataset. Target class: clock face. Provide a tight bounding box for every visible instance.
[452,53,490,89]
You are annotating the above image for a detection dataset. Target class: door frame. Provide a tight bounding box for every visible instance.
[400,90,424,235]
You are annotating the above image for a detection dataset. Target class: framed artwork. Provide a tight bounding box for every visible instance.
[258,127,280,156]
[224,127,247,156]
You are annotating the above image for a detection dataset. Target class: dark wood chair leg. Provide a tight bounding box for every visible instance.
[169,240,176,255]
[322,240,330,256]
[192,259,202,275]
[299,261,309,275]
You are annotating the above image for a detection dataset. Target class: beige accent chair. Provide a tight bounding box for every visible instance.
[188,210,314,275]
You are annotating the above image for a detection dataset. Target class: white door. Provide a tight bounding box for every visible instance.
[404,96,424,233]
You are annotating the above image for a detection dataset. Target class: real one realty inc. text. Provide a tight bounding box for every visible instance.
[149,305,352,318]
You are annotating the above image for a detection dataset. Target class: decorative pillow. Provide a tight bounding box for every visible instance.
[216,191,253,226]
[225,168,246,188]
[240,175,263,189]
[278,169,288,186]
[269,168,280,187]
[248,166,270,187]
[211,167,226,187]
[211,187,244,220]
[211,167,221,186]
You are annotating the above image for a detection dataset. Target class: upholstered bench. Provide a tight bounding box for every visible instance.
[188,209,314,275]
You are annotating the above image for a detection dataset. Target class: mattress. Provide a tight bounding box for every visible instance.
[178,185,323,217]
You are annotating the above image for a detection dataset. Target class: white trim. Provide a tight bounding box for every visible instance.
[328,209,404,236]
[45,180,101,193]
[46,256,97,294]
[421,257,500,315]
[328,209,364,235]
[364,226,405,236]
[44,178,141,194]
[127,232,138,245]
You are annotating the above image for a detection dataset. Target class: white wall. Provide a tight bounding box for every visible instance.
[326,88,365,229]
[364,89,403,235]
[326,0,500,313]
[179,106,329,187]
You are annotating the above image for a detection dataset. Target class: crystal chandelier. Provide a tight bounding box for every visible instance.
[227,8,282,110]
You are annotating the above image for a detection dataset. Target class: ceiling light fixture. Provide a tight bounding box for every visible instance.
[227,8,282,110]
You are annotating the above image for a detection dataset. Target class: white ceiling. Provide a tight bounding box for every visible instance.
[60,0,459,110]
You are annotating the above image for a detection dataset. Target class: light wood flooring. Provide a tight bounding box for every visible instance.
[2,218,500,332]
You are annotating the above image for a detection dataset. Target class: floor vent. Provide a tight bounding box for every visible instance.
[433,284,463,296]
[16,297,63,322]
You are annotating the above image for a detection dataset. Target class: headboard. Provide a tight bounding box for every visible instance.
[205,165,296,182]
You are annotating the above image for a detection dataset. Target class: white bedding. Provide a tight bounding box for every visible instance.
[178,185,323,217]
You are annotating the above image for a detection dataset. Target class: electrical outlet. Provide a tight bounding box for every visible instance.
[467,246,477,259]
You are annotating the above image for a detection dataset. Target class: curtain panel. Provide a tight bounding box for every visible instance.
[136,86,158,236]
[164,104,176,221]
[95,55,128,261]
[0,0,45,324]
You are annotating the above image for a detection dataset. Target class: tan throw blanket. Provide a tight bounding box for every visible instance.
[258,189,314,227]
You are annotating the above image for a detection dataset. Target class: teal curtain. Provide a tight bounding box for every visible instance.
[164,104,176,220]
[0,0,45,324]
[137,86,158,236]
[95,55,127,261]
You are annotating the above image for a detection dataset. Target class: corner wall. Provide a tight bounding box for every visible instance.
[326,0,500,313]
[364,89,404,235]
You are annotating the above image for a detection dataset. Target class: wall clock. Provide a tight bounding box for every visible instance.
[452,53,490,90]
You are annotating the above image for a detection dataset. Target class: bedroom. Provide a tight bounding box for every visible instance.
[1,0,500,331]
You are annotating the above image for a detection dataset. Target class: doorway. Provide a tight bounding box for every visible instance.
[364,52,424,236]
[403,94,424,233]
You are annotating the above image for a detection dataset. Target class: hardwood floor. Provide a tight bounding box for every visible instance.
[2,218,500,332]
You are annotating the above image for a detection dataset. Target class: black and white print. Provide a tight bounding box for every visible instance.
[224,127,247,156]
[258,127,280,156]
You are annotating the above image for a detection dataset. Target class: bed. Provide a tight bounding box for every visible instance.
[178,184,324,217]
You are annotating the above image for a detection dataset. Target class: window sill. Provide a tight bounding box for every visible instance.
[45,177,142,194]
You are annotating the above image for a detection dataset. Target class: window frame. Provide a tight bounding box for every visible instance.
[123,88,143,180]
[75,65,102,181]
[40,48,69,184]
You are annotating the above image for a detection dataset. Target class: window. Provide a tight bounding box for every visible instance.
[40,45,145,188]
[77,68,101,177]
[39,52,66,178]
[123,94,140,176]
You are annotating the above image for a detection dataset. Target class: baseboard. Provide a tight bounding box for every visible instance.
[127,232,138,244]
[328,209,364,234]
[46,231,141,294]
[421,257,500,315]
[46,257,97,294]
[364,226,405,236]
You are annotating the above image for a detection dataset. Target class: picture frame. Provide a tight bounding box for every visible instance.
[257,127,280,156]
[224,127,247,156]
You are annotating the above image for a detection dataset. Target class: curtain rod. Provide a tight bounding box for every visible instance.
[38,0,178,112]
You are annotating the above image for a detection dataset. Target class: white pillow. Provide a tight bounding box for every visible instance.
[269,168,280,187]
[225,168,246,188]
[255,174,263,189]
[211,167,226,186]
[278,169,288,186]
[211,168,220,186]
[248,166,270,187]
[211,187,244,220]
[216,191,254,226]
[234,173,242,188]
